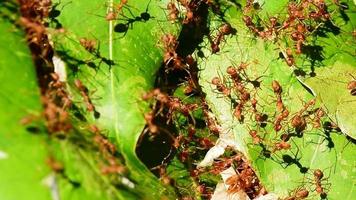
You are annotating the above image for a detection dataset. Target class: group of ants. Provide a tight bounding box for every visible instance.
[138,0,354,199]
[15,0,356,199]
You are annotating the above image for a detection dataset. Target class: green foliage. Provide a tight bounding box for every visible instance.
[0,7,51,200]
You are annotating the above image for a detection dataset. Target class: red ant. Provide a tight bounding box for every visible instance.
[248,129,263,144]
[290,114,307,133]
[74,79,97,113]
[201,99,221,134]
[312,108,325,128]
[209,23,235,53]
[46,156,64,173]
[161,34,186,70]
[209,153,243,175]
[347,74,356,95]
[303,169,330,199]
[313,169,329,198]
[144,111,158,134]
[234,103,244,122]
[284,187,309,200]
[272,80,282,95]
[116,0,128,11]
[226,66,244,87]
[79,38,97,53]
[285,48,295,66]
[211,76,231,97]
[226,158,262,198]
[272,140,291,153]
[243,15,259,35]
[167,1,179,22]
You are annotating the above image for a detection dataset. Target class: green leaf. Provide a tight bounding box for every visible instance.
[299,4,356,139]
[0,7,51,200]
[49,0,179,198]
[197,1,356,198]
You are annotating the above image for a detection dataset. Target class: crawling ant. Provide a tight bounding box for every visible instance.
[234,103,244,122]
[74,79,99,118]
[161,34,186,70]
[272,80,282,95]
[89,125,118,160]
[226,66,244,86]
[249,129,263,144]
[226,158,262,198]
[144,111,158,134]
[347,74,356,96]
[105,12,117,21]
[312,108,325,128]
[211,76,231,97]
[300,98,316,114]
[210,153,243,175]
[201,99,222,134]
[272,140,291,153]
[167,1,179,22]
[152,164,172,185]
[210,23,235,53]
[243,15,259,35]
[314,169,327,197]
[101,162,126,175]
[284,187,309,200]
[291,114,307,133]
[79,38,97,53]
[285,48,295,66]
[309,169,330,199]
[76,36,115,68]
[116,0,128,14]
[46,156,64,173]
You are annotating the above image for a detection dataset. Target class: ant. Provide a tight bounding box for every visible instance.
[305,169,330,199]
[290,98,316,132]
[272,140,291,153]
[211,76,231,97]
[46,156,64,173]
[167,1,179,23]
[201,99,222,134]
[314,169,327,196]
[209,23,236,53]
[144,111,159,134]
[347,74,356,96]
[209,153,242,175]
[74,79,100,118]
[226,158,261,198]
[285,48,295,66]
[116,0,129,14]
[226,66,241,84]
[248,129,263,144]
[242,15,260,35]
[274,108,290,132]
[90,125,116,154]
[161,34,186,70]
[50,73,72,109]
[79,38,97,53]
[272,80,282,95]
[291,114,307,133]
[284,187,309,200]
[312,108,325,128]
[75,36,115,68]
